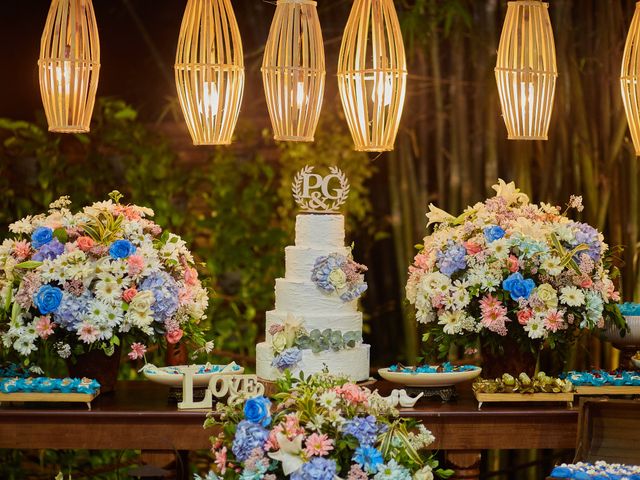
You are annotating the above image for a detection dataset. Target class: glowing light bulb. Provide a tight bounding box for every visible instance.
[199,81,220,115]
[54,61,72,96]
[296,81,306,109]
[520,81,534,118]
[372,74,393,107]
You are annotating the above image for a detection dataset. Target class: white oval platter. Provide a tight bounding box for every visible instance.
[142,362,244,387]
[378,366,482,387]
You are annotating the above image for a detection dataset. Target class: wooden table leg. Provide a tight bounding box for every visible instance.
[446,450,482,480]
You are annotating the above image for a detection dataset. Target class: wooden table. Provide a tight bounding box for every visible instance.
[0,381,578,479]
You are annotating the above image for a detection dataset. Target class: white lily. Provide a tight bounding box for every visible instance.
[491,178,529,205]
[267,432,305,475]
[426,204,454,226]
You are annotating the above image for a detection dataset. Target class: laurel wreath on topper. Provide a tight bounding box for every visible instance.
[292,165,350,213]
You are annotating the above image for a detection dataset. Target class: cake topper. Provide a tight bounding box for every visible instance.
[292,165,350,213]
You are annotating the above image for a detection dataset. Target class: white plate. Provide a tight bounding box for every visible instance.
[142,363,244,387]
[378,367,482,387]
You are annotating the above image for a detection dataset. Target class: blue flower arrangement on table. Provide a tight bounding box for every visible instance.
[197,372,453,480]
[0,192,212,367]
[406,179,626,362]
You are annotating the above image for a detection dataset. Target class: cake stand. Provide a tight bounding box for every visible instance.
[604,316,640,370]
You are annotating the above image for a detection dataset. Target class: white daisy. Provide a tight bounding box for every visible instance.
[523,315,547,339]
[560,286,586,307]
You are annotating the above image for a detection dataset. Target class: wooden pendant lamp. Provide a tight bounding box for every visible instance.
[175,0,244,146]
[38,0,101,133]
[621,2,640,156]
[262,0,325,142]
[495,1,558,140]
[337,0,407,152]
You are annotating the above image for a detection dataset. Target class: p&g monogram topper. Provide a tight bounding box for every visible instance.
[292,165,350,213]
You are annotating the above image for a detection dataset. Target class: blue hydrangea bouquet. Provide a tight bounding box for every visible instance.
[199,372,453,480]
[406,180,626,365]
[0,192,212,366]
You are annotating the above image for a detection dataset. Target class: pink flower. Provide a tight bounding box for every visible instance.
[77,322,99,344]
[268,324,285,335]
[479,294,502,314]
[507,255,520,273]
[35,316,55,339]
[127,255,144,276]
[178,287,194,306]
[113,205,142,221]
[122,287,138,303]
[334,383,369,405]
[214,446,227,475]
[12,240,31,261]
[304,433,334,457]
[580,277,593,289]
[184,267,198,286]
[76,236,95,252]
[347,464,369,480]
[166,328,183,344]
[544,309,565,333]
[90,245,109,257]
[413,252,430,270]
[265,425,283,451]
[517,309,533,325]
[464,241,482,255]
[128,342,147,360]
[283,413,304,437]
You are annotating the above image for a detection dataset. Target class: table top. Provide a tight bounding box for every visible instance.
[0,380,578,451]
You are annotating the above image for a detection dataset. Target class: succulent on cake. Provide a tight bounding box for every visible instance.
[0,192,212,364]
[269,314,363,372]
[406,179,625,358]
[198,372,452,480]
[311,252,368,302]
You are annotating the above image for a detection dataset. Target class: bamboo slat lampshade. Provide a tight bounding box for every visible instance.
[495,1,558,140]
[262,0,325,142]
[38,0,100,133]
[621,2,640,156]
[337,0,407,152]
[175,0,244,146]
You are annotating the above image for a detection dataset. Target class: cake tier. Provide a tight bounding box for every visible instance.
[275,278,358,313]
[285,245,351,281]
[265,310,363,342]
[295,214,345,248]
[256,342,370,382]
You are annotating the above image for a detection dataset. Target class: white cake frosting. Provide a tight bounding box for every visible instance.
[257,214,370,382]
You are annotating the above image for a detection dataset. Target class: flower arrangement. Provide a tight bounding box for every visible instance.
[200,372,453,480]
[311,253,368,302]
[268,314,362,372]
[0,192,211,363]
[406,179,625,358]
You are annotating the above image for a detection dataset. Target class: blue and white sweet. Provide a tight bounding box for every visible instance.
[550,461,640,479]
[0,376,100,394]
[564,370,640,387]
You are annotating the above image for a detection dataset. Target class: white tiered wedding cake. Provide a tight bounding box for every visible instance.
[256,212,370,381]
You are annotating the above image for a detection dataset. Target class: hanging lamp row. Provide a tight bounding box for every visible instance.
[35,0,640,155]
[37,0,407,152]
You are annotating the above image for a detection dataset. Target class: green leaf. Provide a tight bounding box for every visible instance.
[53,227,68,243]
[15,260,43,269]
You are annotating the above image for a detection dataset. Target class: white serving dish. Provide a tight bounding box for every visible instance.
[604,316,640,347]
[378,366,482,387]
[142,362,244,387]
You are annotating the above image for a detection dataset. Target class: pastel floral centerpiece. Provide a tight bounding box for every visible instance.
[311,253,368,302]
[0,192,212,368]
[406,180,625,372]
[199,372,452,480]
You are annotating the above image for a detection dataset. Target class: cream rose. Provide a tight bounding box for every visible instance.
[272,331,287,353]
[129,290,155,314]
[328,268,347,289]
[413,466,434,480]
[536,283,558,309]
